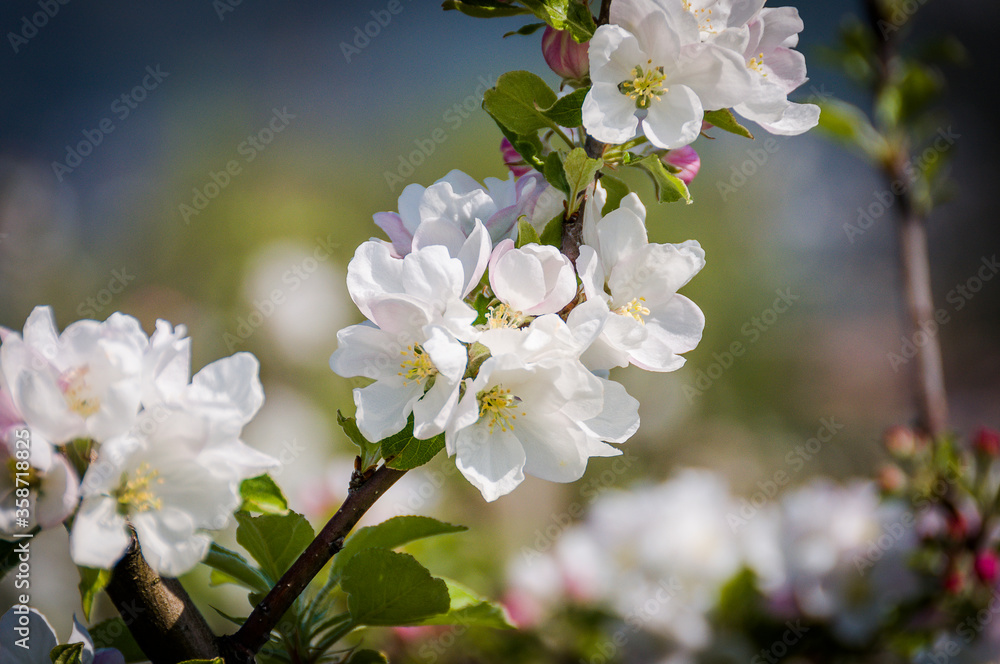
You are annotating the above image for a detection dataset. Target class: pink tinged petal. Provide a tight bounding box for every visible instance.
[0,608,59,662]
[70,497,131,570]
[132,509,212,577]
[674,43,753,110]
[501,138,532,177]
[516,415,589,483]
[401,245,466,303]
[662,145,701,185]
[0,385,22,432]
[354,379,424,443]
[762,48,809,94]
[374,212,414,257]
[541,26,590,81]
[455,425,526,502]
[34,454,80,529]
[750,101,820,136]
[95,649,127,664]
[757,6,803,51]
[641,85,704,150]
[191,352,264,426]
[729,0,768,27]
[10,364,81,444]
[347,241,406,320]
[365,295,432,338]
[69,615,97,660]
[713,26,751,53]
[411,218,467,256]
[579,378,640,444]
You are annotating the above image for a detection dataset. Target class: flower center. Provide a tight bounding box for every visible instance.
[484,304,527,330]
[618,60,667,110]
[398,344,437,385]
[115,462,164,515]
[478,385,525,433]
[59,366,101,418]
[614,297,651,324]
[748,52,767,77]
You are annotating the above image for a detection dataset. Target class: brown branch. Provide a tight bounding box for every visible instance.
[220,464,407,663]
[105,538,221,664]
[863,0,949,437]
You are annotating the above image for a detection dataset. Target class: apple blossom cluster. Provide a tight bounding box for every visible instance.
[330,169,705,501]
[0,307,277,576]
[582,0,820,149]
[505,470,919,657]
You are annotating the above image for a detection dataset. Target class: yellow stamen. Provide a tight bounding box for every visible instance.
[748,52,767,76]
[478,385,524,434]
[60,366,101,417]
[397,344,437,385]
[614,297,651,324]
[618,60,668,110]
[115,462,164,514]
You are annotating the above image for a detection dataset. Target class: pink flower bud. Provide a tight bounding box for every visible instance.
[944,569,964,594]
[661,146,700,185]
[541,26,589,82]
[878,464,906,493]
[884,425,921,458]
[500,137,532,177]
[973,427,1000,456]
[975,551,1000,585]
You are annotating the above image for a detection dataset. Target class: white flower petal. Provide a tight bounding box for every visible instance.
[454,425,526,502]
[70,497,131,570]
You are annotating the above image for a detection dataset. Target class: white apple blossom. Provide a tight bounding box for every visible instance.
[0,306,147,445]
[0,425,79,538]
[333,243,478,441]
[373,170,564,296]
[70,353,278,576]
[572,185,705,372]
[488,240,578,316]
[583,0,753,148]
[0,608,125,664]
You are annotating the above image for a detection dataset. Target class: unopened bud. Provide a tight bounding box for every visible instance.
[500,138,532,177]
[662,146,701,185]
[541,26,589,82]
[878,464,906,493]
[973,427,1000,456]
[884,425,919,458]
[974,550,1000,585]
[944,569,965,594]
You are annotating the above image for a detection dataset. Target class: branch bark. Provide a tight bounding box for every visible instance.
[220,464,407,662]
[105,538,221,663]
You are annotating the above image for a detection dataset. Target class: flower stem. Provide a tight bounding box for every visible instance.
[220,463,407,662]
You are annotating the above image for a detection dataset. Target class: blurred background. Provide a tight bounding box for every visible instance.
[0,0,996,649]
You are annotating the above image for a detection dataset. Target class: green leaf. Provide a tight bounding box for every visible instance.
[542,87,589,128]
[482,71,559,135]
[703,108,754,139]
[599,174,629,215]
[235,511,315,583]
[562,147,603,212]
[442,0,532,18]
[414,578,515,629]
[341,548,450,626]
[239,474,289,514]
[88,617,146,662]
[518,0,597,42]
[346,650,389,664]
[539,211,563,247]
[515,219,542,248]
[77,566,111,621]
[815,98,889,162]
[543,151,570,196]
[202,542,271,593]
[380,417,446,470]
[338,410,383,473]
[494,119,545,173]
[331,516,467,584]
[632,154,691,203]
[503,22,546,38]
[50,643,86,664]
